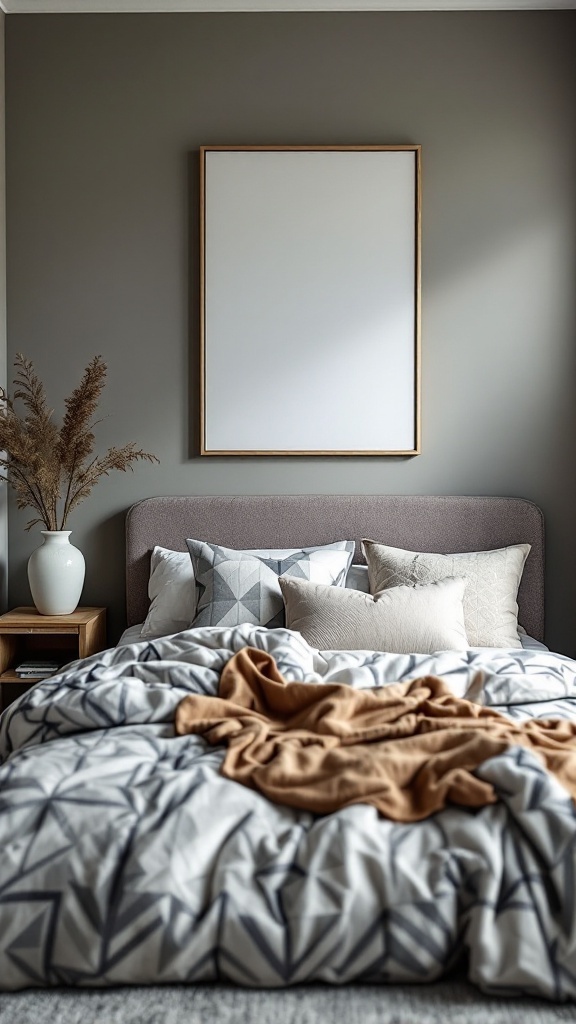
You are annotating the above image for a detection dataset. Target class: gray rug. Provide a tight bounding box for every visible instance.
[0,982,574,1024]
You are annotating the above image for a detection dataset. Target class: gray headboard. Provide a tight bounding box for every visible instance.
[125,495,545,641]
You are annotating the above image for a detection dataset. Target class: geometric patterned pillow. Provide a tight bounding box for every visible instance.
[362,539,531,649]
[186,540,352,626]
[186,539,355,629]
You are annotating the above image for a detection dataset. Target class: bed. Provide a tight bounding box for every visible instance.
[2,493,576,1004]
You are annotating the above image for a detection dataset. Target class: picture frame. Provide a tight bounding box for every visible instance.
[200,145,421,456]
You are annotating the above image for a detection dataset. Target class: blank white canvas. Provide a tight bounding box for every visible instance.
[203,149,417,453]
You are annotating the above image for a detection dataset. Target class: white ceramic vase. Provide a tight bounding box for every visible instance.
[27,531,85,615]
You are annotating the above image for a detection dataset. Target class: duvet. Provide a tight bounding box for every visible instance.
[1,624,576,998]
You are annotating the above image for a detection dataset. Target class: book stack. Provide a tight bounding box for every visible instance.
[14,660,61,679]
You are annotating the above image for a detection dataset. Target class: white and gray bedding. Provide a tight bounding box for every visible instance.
[0,624,575,997]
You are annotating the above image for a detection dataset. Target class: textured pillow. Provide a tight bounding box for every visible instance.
[280,575,469,654]
[362,540,530,648]
[140,546,196,639]
[187,540,355,629]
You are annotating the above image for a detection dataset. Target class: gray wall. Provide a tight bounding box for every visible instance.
[5,12,576,648]
[0,10,6,613]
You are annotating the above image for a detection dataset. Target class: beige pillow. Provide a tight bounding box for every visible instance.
[362,540,530,649]
[279,575,469,654]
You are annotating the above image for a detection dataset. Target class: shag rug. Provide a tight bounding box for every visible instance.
[0,982,574,1024]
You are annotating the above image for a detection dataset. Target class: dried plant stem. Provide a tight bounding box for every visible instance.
[60,450,82,530]
[5,463,51,527]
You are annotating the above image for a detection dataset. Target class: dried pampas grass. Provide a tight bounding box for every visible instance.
[0,354,159,530]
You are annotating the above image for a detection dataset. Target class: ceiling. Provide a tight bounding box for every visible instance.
[0,0,574,11]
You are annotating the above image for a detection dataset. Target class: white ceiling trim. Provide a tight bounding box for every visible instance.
[1,0,574,11]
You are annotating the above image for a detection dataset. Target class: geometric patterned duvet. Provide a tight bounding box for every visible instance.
[1,624,576,999]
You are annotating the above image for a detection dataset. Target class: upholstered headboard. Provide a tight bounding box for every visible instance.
[125,495,545,640]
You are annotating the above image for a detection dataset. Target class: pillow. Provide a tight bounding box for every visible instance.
[279,575,469,654]
[345,564,370,593]
[362,540,530,649]
[140,546,197,639]
[187,540,355,629]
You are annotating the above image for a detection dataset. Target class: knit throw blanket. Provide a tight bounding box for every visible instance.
[175,646,576,822]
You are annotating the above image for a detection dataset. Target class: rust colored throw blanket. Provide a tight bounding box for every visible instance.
[175,647,576,822]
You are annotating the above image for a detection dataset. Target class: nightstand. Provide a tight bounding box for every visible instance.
[0,606,107,710]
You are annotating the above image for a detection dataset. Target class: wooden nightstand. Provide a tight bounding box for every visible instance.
[0,607,107,710]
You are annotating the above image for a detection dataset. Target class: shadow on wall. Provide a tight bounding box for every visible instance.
[0,488,6,614]
[76,509,127,645]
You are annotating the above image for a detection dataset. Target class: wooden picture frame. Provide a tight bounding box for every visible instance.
[200,145,421,456]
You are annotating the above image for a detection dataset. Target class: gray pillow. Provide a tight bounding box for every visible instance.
[345,564,370,593]
[187,539,355,629]
[362,539,530,648]
[280,575,469,654]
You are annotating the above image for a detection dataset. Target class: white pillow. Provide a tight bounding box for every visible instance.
[280,575,469,654]
[140,546,196,639]
[362,540,530,649]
